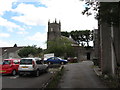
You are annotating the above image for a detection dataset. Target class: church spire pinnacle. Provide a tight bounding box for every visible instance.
[55,18,57,23]
[48,19,50,24]
[59,20,61,25]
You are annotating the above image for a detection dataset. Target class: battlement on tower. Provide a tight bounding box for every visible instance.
[47,19,61,43]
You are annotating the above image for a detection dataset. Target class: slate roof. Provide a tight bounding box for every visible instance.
[0,46,24,56]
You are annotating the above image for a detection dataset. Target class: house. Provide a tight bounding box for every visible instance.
[0,44,24,63]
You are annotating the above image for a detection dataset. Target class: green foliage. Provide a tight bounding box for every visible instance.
[61,31,70,37]
[46,37,75,57]
[82,1,99,18]
[18,45,43,58]
[82,1,120,26]
[61,30,93,47]
[100,2,119,26]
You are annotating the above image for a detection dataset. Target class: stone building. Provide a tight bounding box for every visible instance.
[74,46,94,61]
[47,19,94,61]
[47,19,61,42]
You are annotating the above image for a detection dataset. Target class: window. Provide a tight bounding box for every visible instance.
[13,60,19,64]
[3,60,11,65]
[50,57,54,60]
[20,59,32,64]
[51,28,53,31]
[54,57,58,60]
[36,60,42,64]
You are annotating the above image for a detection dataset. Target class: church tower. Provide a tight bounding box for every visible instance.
[47,19,61,45]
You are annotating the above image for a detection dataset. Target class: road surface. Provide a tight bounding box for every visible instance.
[58,61,108,88]
[2,71,52,89]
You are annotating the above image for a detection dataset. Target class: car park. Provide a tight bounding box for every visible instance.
[18,58,48,77]
[0,59,20,75]
[44,57,68,65]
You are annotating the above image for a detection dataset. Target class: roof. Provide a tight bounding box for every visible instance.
[21,57,40,60]
[61,36,78,45]
[0,46,24,55]
[4,59,20,60]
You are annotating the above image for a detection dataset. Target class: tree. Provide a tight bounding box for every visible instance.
[69,30,93,47]
[61,31,70,37]
[81,0,99,18]
[70,30,84,46]
[18,45,43,58]
[14,44,17,47]
[81,1,120,25]
[99,2,119,25]
[46,37,75,57]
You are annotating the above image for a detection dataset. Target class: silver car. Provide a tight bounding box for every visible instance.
[18,58,48,77]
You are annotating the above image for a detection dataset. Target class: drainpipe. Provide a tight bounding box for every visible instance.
[111,22,115,76]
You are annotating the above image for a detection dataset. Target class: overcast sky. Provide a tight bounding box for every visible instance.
[0,0,98,49]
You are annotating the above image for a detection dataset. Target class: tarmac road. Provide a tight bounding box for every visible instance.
[57,61,108,88]
[2,71,52,89]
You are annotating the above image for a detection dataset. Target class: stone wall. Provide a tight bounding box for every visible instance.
[74,46,94,61]
[100,22,113,75]
[97,2,120,76]
[47,21,61,42]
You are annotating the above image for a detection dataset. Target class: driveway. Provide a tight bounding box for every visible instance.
[57,61,108,88]
[2,73,52,88]
[2,68,60,89]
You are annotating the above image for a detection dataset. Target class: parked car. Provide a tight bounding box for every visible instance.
[18,58,48,77]
[44,57,68,65]
[0,59,20,75]
[67,57,78,63]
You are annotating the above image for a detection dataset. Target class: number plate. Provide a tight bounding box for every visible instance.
[0,70,6,72]
[22,66,28,68]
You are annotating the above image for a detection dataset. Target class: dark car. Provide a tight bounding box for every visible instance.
[44,57,68,65]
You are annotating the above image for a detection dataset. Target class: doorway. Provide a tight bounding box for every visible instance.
[87,52,91,60]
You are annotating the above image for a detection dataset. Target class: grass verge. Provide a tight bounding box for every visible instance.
[46,66,64,88]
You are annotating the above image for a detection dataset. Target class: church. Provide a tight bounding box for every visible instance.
[47,19,94,61]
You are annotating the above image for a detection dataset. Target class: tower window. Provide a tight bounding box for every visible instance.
[51,28,53,31]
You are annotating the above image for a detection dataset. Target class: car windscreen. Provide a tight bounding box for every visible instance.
[20,59,32,64]
[2,60,11,65]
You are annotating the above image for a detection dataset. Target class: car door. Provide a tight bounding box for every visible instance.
[48,57,55,63]
[2,60,11,70]
[36,59,44,71]
[13,60,19,71]
[54,57,60,64]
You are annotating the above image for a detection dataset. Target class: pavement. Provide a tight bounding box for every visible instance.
[57,61,108,88]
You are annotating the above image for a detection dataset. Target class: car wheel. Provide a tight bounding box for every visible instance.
[12,70,16,76]
[45,67,48,73]
[35,70,40,77]
[61,62,64,65]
